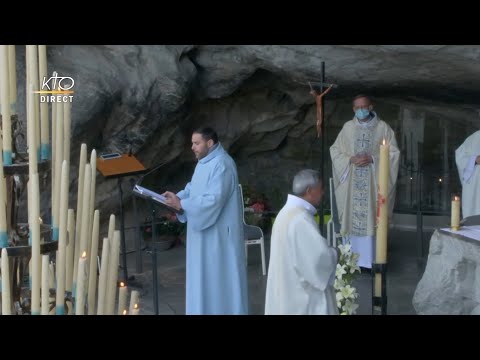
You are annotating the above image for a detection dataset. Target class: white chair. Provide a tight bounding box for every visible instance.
[238,184,267,276]
[327,177,343,248]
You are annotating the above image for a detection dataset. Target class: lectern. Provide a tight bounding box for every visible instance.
[96,153,146,283]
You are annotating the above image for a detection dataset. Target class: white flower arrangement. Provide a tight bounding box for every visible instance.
[334,243,361,315]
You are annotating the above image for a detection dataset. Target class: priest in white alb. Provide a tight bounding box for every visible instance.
[265,169,338,315]
[455,129,480,218]
[329,95,400,270]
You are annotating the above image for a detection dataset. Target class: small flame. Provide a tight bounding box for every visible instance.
[123,310,127,315]
[382,138,386,146]
[81,251,87,258]
[120,282,125,287]
[454,196,460,201]
[439,178,442,182]
[134,303,139,310]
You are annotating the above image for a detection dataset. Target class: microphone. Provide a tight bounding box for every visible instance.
[135,156,177,186]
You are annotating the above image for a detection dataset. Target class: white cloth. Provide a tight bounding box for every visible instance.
[284,194,317,215]
[455,130,480,218]
[349,235,374,269]
[265,195,338,315]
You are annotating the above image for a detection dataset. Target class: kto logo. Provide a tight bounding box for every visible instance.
[34,72,75,103]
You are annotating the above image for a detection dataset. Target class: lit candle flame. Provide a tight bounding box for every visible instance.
[120,281,125,287]
[123,309,127,315]
[81,251,87,259]
[439,178,442,182]
[134,303,139,310]
[382,138,386,146]
[454,196,460,201]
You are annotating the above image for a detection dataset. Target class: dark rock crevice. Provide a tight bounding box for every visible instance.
[12,45,480,220]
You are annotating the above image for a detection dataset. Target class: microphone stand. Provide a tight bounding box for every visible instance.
[130,156,177,314]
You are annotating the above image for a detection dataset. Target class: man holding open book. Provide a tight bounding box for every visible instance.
[162,127,248,315]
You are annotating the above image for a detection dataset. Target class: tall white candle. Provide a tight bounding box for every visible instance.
[106,230,120,315]
[79,164,91,256]
[117,281,128,315]
[49,261,55,290]
[0,137,6,208]
[41,254,50,315]
[38,45,49,160]
[108,214,116,244]
[27,82,37,252]
[73,144,87,291]
[65,209,75,292]
[374,139,390,303]
[0,154,7,248]
[87,210,100,314]
[1,248,12,314]
[26,45,40,158]
[97,237,110,315]
[30,173,41,315]
[55,161,69,315]
[52,100,64,241]
[75,251,87,315]
[30,45,40,157]
[63,101,71,166]
[451,195,461,230]
[7,45,16,115]
[88,150,97,255]
[0,46,12,165]
[129,290,140,314]
[131,303,140,315]
[27,83,37,174]
[51,90,56,211]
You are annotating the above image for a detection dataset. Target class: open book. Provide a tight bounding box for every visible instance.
[133,184,184,214]
[440,225,480,242]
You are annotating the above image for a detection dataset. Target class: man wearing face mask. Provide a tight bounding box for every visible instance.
[329,95,400,271]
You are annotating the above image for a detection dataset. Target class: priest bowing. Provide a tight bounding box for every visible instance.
[265,169,338,315]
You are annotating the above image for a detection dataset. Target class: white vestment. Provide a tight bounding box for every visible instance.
[455,130,480,218]
[330,113,400,268]
[265,195,338,315]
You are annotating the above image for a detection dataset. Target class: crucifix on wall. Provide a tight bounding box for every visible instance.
[307,62,338,234]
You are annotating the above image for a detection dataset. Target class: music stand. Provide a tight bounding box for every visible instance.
[132,184,183,315]
[96,153,147,283]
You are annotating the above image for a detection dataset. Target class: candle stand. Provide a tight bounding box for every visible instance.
[371,263,387,315]
[1,124,61,314]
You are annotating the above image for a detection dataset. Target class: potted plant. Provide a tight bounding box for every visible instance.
[243,187,273,233]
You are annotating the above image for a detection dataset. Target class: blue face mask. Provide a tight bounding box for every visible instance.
[355,108,370,120]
